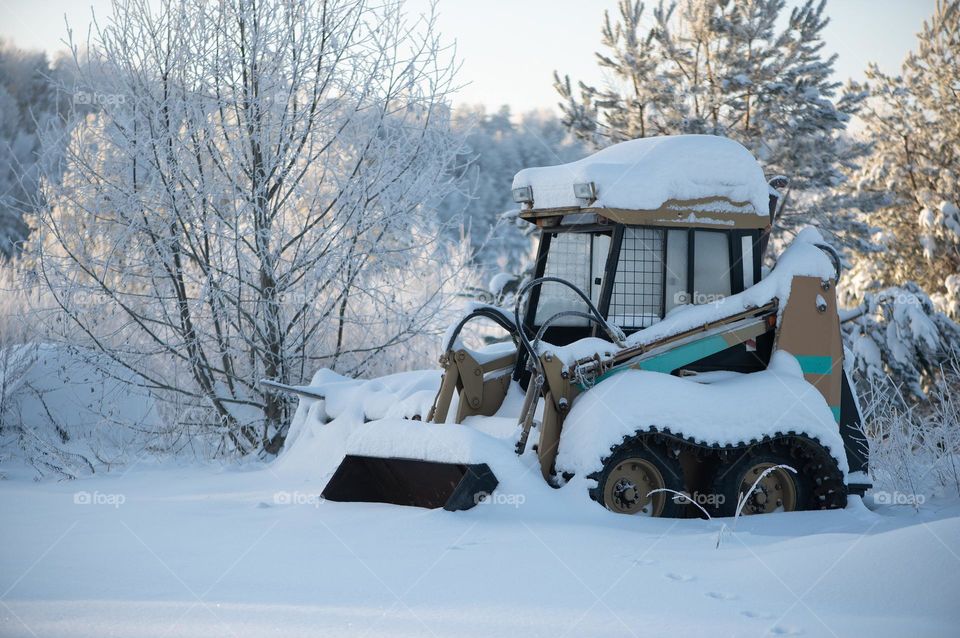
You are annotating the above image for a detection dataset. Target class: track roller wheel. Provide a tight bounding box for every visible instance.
[712,446,811,517]
[595,443,685,517]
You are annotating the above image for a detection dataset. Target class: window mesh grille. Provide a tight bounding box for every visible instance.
[535,233,591,326]
[610,228,665,328]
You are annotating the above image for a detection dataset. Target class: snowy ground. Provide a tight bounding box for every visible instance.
[1,457,959,638]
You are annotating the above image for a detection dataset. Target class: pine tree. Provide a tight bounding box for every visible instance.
[842,282,960,402]
[554,0,869,245]
[847,0,960,319]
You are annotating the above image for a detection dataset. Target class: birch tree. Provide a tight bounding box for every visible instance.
[32,0,467,455]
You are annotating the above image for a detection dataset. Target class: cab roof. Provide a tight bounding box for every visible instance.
[512,135,774,230]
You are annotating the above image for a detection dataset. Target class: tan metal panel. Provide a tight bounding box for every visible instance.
[775,276,843,409]
[519,196,770,230]
[428,349,517,424]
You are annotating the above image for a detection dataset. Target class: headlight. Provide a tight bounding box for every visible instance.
[573,182,596,200]
[512,185,534,204]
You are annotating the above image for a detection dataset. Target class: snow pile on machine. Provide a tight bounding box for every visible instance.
[278,370,441,472]
[512,134,771,215]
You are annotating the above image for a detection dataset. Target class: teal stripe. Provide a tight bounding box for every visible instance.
[587,333,732,387]
[636,335,731,373]
[830,406,841,422]
[794,355,833,375]
[597,335,730,383]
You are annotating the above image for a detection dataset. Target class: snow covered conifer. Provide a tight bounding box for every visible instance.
[846,0,960,319]
[843,282,960,402]
[554,0,869,244]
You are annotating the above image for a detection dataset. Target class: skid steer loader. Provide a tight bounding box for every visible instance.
[266,134,870,518]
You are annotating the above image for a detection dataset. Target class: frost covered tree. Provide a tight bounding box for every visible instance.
[31,0,468,455]
[846,0,960,319]
[0,42,72,259]
[839,1,960,402]
[440,105,584,271]
[842,283,960,402]
[554,0,869,244]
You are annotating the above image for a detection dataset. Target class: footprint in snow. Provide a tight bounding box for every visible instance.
[769,625,803,636]
[705,591,737,601]
[632,558,656,566]
[740,610,773,620]
[665,572,695,582]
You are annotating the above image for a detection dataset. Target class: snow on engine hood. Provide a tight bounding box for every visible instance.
[556,350,849,478]
[512,134,771,216]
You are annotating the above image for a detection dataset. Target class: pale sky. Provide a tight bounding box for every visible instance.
[0,0,936,113]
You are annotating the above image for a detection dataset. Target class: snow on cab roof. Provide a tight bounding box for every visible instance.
[512,135,771,225]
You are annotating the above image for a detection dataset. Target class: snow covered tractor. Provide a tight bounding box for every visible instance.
[269,134,870,518]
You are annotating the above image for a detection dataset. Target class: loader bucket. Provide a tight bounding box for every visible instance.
[321,456,499,511]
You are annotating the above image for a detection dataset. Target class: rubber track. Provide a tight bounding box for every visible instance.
[586,426,848,511]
